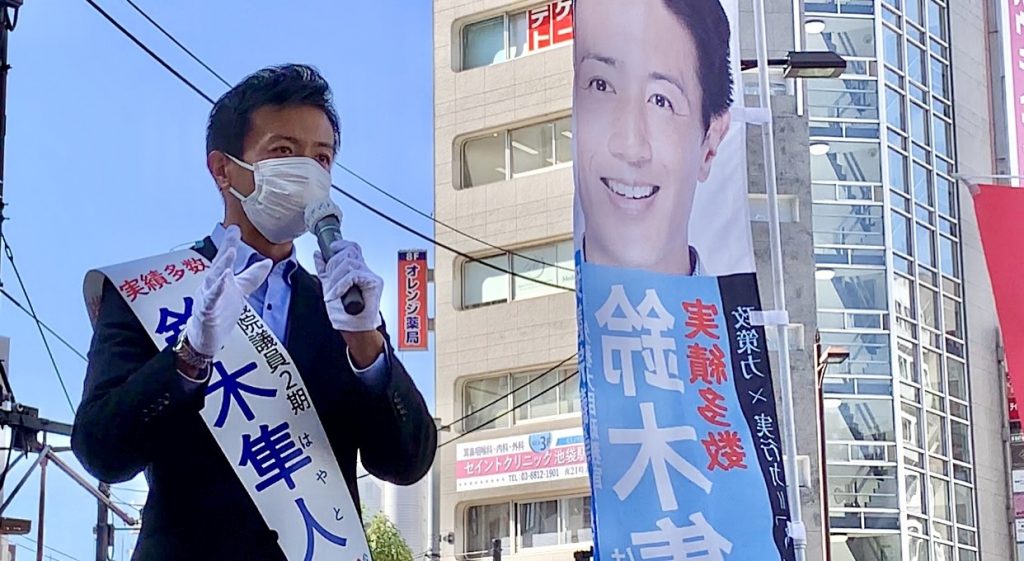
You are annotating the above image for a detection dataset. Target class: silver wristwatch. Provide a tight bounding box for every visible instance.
[173,331,213,371]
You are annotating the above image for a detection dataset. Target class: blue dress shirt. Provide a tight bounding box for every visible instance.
[178,224,388,390]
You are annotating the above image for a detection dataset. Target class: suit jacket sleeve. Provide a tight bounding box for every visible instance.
[71,278,208,483]
[356,324,437,485]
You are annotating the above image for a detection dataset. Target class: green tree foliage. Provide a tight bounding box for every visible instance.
[365,510,414,561]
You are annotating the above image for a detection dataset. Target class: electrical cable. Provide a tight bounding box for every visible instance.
[0,288,89,362]
[16,535,82,561]
[1,236,76,414]
[103,0,574,275]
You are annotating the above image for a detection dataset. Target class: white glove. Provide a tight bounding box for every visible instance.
[184,225,272,356]
[314,240,383,333]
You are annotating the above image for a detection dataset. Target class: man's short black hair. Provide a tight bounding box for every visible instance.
[662,0,733,132]
[206,63,341,157]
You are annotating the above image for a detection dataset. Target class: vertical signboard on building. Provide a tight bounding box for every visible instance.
[528,0,574,52]
[572,1,793,559]
[397,250,429,352]
[1002,0,1024,175]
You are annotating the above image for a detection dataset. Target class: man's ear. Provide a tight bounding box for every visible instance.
[207,151,232,191]
[697,112,732,182]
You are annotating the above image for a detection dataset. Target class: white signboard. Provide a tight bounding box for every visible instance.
[1014,470,1024,494]
[456,428,587,491]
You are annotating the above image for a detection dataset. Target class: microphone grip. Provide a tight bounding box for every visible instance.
[317,217,365,316]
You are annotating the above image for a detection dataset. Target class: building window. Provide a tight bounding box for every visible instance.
[462,368,579,432]
[460,1,574,71]
[461,240,574,308]
[465,496,591,556]
[461,116,573,188]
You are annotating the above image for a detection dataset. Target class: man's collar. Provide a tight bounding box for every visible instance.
[210,223,299,279]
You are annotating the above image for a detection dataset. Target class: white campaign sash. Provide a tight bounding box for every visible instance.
[84,249,371,561]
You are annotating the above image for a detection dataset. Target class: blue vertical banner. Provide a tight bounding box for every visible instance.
[571,0,795,559]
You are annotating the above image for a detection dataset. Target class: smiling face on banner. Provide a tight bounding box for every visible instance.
[574,0,732,275]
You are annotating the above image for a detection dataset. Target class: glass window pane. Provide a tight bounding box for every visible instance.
[931,477,951,520]
[554,116,573,165]
[466,503,510,557]
[513,243,563,301]
[518,500,559,548]
[813,203,885,247]
[937,176,955,216]
[923,348,943,392]
[947,359,967,401]
[463,17,506,71]
[911,102,930,144]
[563,497,592,544]
[908,42,928,85]
[464,376,510,432]
[825,398,896,442]
[931,58,950,99]
[895,276,916,319]
[833,535,902,560]
[929,1,947,41]
[917,224,936,268]
[561,372,581,415]
[508,11,529,59]
[511,121,556,176]
[940,237,959,278]
[950,421,970,463]
[910,536,930,561]
[906,470,925,514]
[884,26,903,69]
[886,87,905,129]
[955,484,975,527]
[903,403,923,448]
[463,133,507,187]
[934,543,954,561]
[513,370,561,421]
[893,212,912,255]
[919,284,939,330]
[934,116,950,157]
[827,464,899,509]
[927,412,947,455]
[464,255,510,307]
[813,141,882,183]
[913,163,933,206]
[889,148,908,192]
[943,296,963,341]
[816,268,889,311]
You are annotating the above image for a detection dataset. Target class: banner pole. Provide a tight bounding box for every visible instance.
[752,0,807,558]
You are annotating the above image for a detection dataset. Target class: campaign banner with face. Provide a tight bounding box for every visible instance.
[571,1,794,559]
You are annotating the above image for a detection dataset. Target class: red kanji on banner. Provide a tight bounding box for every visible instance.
[141,270,171,292]
[697,387,729,427]
[687,343,728,385]
[118,278,149,302]
[165,263,186,282]
[683,299,720,339]
[182,258,208,275]
[703,431,748,471]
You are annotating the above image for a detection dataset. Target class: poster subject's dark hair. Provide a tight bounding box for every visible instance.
[663,0,734,132]
[206,63,341,157]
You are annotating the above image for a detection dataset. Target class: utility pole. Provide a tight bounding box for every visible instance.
[95,483,111,561]
[0,0,20,286]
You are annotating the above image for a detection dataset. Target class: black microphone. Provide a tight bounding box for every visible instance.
[304,199,365,315]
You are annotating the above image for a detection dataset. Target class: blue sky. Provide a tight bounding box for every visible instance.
[0,1,434,558]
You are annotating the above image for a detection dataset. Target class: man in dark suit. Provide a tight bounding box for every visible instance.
[72,64,436,560]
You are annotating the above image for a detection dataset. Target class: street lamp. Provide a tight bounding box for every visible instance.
[815,333,849,561]
[740,51,848,79]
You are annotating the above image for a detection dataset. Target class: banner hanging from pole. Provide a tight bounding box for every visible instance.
[571,0,794,559]
[397,250,429,351]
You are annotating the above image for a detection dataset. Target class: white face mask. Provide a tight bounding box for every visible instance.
[226,155,333,244]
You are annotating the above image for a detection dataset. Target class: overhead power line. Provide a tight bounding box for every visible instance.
[1,288,88,362]
[103,0,574,275]
[2,236,76,414]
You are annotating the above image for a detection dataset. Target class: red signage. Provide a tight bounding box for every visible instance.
[975,185,1024,399]
[528,0,574,52]
[397,250,428,351]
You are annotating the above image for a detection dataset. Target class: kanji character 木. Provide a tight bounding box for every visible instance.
[702,431,748,471]
[609,402,712,512]
[155,297,194,346]
[238,422,312,492]
[697,387,729,428]
[288,388,312,415]
[141,270,171,292]
[119,278,149,302]
[248,328,277,354]
[683,299,720,340]
[736,329,760,354]
[165,263,186,282]
[630,514,733,561]
[182,258,208,275]
[687,344,728,385]
[740,354,765,380]
[206,361,277,428]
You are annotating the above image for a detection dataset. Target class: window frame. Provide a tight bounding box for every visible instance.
[461,367,580,433]
[460,238,575,309]
[459,114,573,189]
